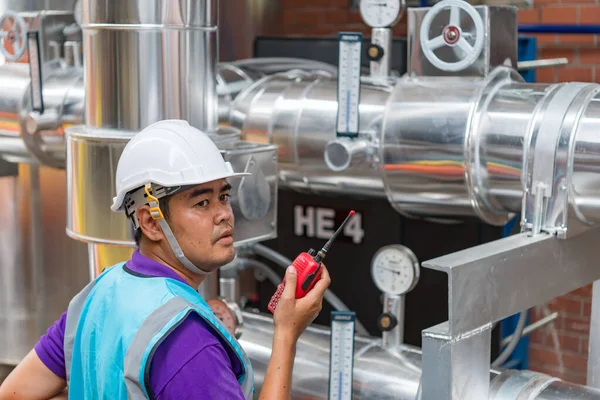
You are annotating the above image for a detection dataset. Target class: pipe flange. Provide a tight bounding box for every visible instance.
[465,66,524,226]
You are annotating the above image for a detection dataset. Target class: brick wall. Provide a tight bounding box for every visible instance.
[277,0,599,386]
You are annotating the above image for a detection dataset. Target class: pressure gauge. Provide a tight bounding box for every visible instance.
[359,0,402,28]
[207,298,243,339]
[371,244,420,295]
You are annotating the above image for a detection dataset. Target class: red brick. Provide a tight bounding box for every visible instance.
[392,23,408,37]
[518,8,540,24]
[562,315,591,333]
[557,66,593,82]
[530,345,561,366]
[559,333,581,353]
[530,329,548,345]
[541,6,578,24]
[583,339,590,353]
[558,34,596,47]
[349,11,364,24]
[324,10,349,25]
[537,67,557,82]
[571,284,593,298]
[580,6,600,24]
[563,353,588,373]
[549,296,582,316]
[579,49,600,66]
[529,361,559,376]
[583,300,592,317]
[282,0,342,8]
[533,33,558,47]
[540,48,577,64]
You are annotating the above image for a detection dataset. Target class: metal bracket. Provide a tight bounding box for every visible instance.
[522,82,597,237]
[420,227,600,399]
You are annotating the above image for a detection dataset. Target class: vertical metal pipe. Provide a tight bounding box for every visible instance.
[382,294,405,348]
[81,0,218,132]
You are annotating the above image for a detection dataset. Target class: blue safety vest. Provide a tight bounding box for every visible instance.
[63,261,255,399]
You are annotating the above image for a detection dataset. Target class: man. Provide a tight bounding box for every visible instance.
[0,120,331,399]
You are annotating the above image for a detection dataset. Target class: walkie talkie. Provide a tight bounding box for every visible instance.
[268,210,356,313]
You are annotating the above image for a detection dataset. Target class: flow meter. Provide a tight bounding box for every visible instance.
[371,244,420,348]
[359,0,404,78]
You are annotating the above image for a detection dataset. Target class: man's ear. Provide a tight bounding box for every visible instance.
[136,205,163,242]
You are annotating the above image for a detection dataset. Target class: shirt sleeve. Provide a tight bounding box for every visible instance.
[34,311,67,380]
[155,344,246,400]
[150,313,246,400]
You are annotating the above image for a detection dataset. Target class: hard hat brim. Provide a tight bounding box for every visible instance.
[111,170,251,213]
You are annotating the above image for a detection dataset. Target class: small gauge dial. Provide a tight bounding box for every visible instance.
[371,244,420,295]
[207,298,237,335]
[359,0,402,28]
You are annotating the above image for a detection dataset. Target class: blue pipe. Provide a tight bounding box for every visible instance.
[519,24,600,34]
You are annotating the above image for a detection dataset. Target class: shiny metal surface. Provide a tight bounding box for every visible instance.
[421,227,600,398]
[233,65,600,228]
[241,311,600,400]
[382,294,405,348]
[232,71,392,197]
[0,10,84,168]
[81,0,218,132]
[240,311,422,399]
[0,164,88,365]
[407,5,518,77]
[65,125,278,248]
[422,321,492,400]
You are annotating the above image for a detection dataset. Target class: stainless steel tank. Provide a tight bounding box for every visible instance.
[241,311,600,399]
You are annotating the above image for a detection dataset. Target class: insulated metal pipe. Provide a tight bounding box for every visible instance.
[240,311,600,399]
[232,66,600,228]
[81,0,218,133]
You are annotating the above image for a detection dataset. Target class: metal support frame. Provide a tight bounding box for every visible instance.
[420,227,600,399]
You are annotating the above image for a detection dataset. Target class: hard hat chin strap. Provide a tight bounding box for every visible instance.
[144,184,213,276]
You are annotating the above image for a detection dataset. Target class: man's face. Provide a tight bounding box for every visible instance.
[166,179,236,272]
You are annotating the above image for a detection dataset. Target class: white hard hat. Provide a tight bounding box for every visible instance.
[111,119,249,212]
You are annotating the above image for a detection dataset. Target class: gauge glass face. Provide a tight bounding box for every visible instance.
[359,0,401,28]
[207,299,236,335]
[371,247,416,295]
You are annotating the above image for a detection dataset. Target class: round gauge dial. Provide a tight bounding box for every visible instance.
[359,0,402,28]
[207,298,237,336]
[371,244,420,295]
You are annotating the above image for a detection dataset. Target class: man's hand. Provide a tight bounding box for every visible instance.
[273,264,331,342]
[259,262,331,400]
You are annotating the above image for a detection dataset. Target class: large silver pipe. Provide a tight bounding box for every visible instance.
[231,70,391,198]
[0,57,331,166]
[240,311,600,399]
[81,0,218,133]
[232,66,600,227]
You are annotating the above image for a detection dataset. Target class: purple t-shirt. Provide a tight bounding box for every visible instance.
[34,250,246,399]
